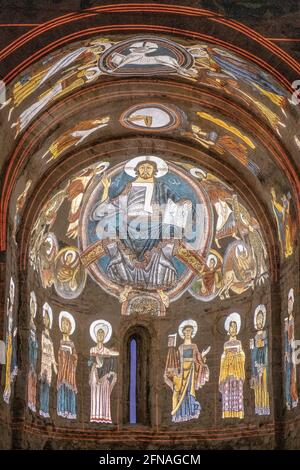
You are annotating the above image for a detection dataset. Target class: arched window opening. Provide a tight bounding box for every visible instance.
[129,337,137,424]
[125,327,151,426]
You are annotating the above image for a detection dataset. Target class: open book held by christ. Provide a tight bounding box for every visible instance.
[163,198,190,229]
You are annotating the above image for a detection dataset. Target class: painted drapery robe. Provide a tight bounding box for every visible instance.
[209,48,285,106]
[165,343,209,423]
[3,303,18,404]
[39,330,56,418]
[91,178,193,289]
[284,316,298,410]
[27,322,38,412]
[250,330,270,415]
[219,339,245,419]
[88,345,118,423]
[57,340,78,419]
[271,193,293,258]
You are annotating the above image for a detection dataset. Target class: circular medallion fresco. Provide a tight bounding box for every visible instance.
[78,156,213,301]
[119,103,182,132]
[53,247,87,299]
[221,240,257,297]
[188,249,223,302]
[99,36,194,75]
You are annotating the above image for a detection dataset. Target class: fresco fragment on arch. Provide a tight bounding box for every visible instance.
[2,35,292,138]
[13,179,32,244]
[185,112,262,179]
[41,117,110,164]
[29,156,269,315]
[270,188,295,259]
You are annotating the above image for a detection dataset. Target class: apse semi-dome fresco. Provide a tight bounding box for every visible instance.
[0,1,299,452]
[30,157,269,308]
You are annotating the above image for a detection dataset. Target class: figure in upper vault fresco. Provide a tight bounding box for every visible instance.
[270,188,294,259]
[284,288,298,410]
[57,311,78,420]
[39,303,57,418]
[13,179,32,244]
[250,305,270,416]
[41,117,110,163]
[88,320,119,423]
[27,291,38,412]
[219,313,245,419]
[164,319,210,423]
[3,277,18,404]
[66,162,109,239]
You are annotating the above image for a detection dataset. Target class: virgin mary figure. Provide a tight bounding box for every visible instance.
[88,320,119,423]
[90,156,194,290]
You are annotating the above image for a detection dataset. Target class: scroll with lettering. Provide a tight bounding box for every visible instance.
[80,241,105,267]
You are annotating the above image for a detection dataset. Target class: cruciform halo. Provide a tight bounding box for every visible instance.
[124,156,168,178]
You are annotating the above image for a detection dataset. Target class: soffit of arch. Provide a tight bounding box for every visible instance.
[0,32,299,254]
